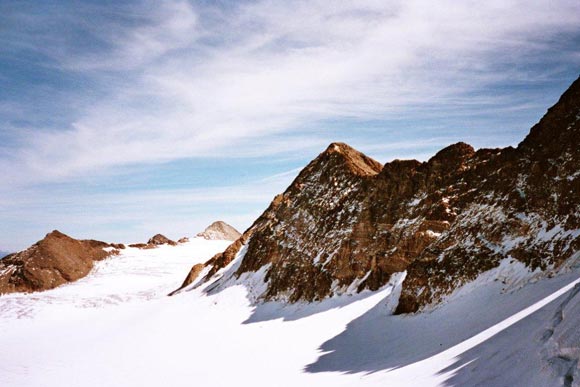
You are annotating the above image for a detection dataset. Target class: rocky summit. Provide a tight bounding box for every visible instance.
[0,231,120,295]
[197,221,241,241]
[176,76,580,312]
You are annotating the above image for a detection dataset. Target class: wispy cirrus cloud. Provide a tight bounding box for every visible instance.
[1,0,579,249]
[2,0,580,184]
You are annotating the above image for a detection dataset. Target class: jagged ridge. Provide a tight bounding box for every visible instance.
[175,76,580,312]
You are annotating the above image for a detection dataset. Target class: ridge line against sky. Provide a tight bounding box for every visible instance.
[1,0,580,251]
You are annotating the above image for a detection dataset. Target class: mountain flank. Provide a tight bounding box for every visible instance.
[175,76,580,312]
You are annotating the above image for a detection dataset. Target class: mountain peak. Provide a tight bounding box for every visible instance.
[197,221,241,241]
[176,77,580,311]
[315,142,382,177]
[45,230,68,239]
[323,142,354,154]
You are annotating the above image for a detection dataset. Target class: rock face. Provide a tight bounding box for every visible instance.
[0,231,120,295]
[197,221,241,241]
[176,76,580,312]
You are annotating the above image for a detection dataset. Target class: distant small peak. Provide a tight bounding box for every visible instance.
[207,221,228,228]
[45,230,69,239]
[148,234,176,246]
[197,221,241,241]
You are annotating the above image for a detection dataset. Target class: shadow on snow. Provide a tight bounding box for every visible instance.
[304,270,580,382]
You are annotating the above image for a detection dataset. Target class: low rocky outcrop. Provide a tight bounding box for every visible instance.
[128,243,153,249]
[197,221,241,241]
[168,263,205,296]
[148,234,177,246]
[0,230,120,295]
[170,236,247,295]
[178,237,190,244]
[128,234,177,249]
[175,76,580,312]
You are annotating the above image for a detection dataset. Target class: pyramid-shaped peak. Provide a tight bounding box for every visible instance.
[317,142,383,176]
[197,221,241,241]
[324,142,356,153]
[45,230,69,239]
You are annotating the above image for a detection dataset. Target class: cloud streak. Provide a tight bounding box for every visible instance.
[1,0,579,249]
[2,0,580,184]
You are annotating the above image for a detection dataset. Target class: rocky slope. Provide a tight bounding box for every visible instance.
[197,221,241,241]
[0,231,121,295]
[176,76,580,311]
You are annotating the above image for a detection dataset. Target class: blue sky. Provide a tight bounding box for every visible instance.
[1,0,579,251]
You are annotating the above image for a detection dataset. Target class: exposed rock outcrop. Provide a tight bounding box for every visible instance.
[197,221,241,241]
[168,263,205,296]
[175,76,580,312]
[128,243,153,249]
[0,230,120,295]
[148,234,177,246]
[128,234,177,249]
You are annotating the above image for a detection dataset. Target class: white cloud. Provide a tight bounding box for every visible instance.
[0,167,299,250]
[1,0,580,249]
[3,0,579,185]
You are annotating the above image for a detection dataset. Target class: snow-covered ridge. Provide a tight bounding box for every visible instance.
[178,76,580,314]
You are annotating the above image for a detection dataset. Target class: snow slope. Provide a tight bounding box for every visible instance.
[0,239,579,386]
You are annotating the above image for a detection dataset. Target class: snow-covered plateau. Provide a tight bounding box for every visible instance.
[1,238,579,386]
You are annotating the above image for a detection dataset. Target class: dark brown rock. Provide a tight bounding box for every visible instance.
[128,243,154,249]
[176,76,580,312]
[148,234,177,246]
[168,263,205,296]
[169,236,249,296]
[0,230,119,295]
